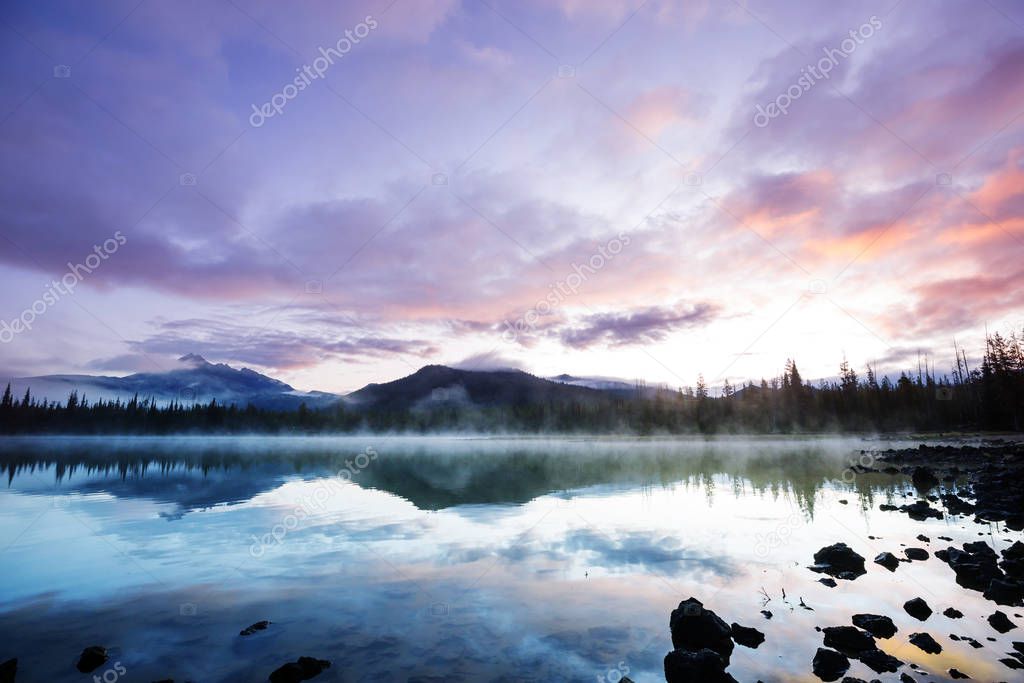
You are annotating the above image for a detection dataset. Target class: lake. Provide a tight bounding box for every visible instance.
[0,436,1019,682]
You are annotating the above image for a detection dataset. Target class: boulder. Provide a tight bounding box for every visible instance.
[822,626,875,654]
[811,543,867,580]
[900,500,943,520]
[949,668,970,679]
[851,614,897,639]
[943,607,964,619]
[663,648,736,683]
[903,597,932,621]
[989,611,1017,633]
[240,620,271,636]
[729,623,764,649]
[874,552,900,572]
[857,648,902,673]
[904,548,929,561]
[268,657,330,683]
[985,577,1024,606]
[811,648,849,681]
[669,598,734,663]
[908,632,942,654]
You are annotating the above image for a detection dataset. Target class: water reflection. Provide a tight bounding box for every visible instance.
[0,436,1017,682]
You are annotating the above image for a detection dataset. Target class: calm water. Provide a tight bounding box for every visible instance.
[0,436,1019,682]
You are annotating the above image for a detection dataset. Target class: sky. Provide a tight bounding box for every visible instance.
[0,0,1022,394]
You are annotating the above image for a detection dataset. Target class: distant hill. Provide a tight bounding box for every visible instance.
[345,365,612,412]
[14,354,340,411]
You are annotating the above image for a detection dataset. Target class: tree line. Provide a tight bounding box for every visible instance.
[2,330,1021,435]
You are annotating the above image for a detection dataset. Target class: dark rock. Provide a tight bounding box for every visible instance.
[879,504,898,511]
[899,675,913,683]
[1000,657,1024,670]
[760,610,773,619]
[0,659,15,683]
[822,626,876,654]
[904,548,929,561]
[903,597,932,621]
[941,493,976,515]
[819,578,838,588]
[943,607,964,619]
[664,648,736,683]
[908,632,942,654]
[812,648,849,681]
[917,534,930,542]
[937,544,1002,592]
[240,620,271,636]
[985,577,1024,606]
[669,598,734,663]
[852,614,897,639]
[76,646,108,674]
[857,648,902,673]
[268,656,331,683]
[874,552,900,572]
[989,610,1017,633]
[811,543,867,580]
[949,668,970,679]
[729,623,764,649]
[1013,641,1024,654]
[900,500,943,520]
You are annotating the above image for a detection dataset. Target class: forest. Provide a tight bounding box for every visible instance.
[2,331,1022,435]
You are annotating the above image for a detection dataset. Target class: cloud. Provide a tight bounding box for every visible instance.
[558,302,718,349]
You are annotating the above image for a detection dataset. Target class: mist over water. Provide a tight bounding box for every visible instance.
[0,436,1018,681]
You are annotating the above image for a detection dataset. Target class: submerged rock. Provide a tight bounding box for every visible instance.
[811,647,849,681]
[76,646,108,674]
[664,648,736,683]
[851,614,897,639]
[904,597,932,621]
[729,623,764,649]
[909,632,942,654]
[811,543,867,580]
[268,656,330,683]
[240,620,271,636]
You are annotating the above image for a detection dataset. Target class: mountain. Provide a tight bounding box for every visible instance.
[15,354,340,411]
[344,365,612,412]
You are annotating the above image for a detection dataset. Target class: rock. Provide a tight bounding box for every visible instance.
[899,675,913,683]
[811,543,867,580]
[879,504,898,511]
[857,648,902,673]
[76,646,108,673]
[1000,657,1024,670]
[943,607,964,619]
[949,668,970,679]
[904,547,929,561]
[663,648,736,683]
[812,648,849,681]
[917,534,930,542]
[669,598,734,663]
[729,623,764,649]
[904,597,932,621]
[268,657,331,683]
[936,545,1002,592]
[822,626,876,654]
[908,632,942,654]
[941,493,975,515]
[985,577,1024,606]
[1014,641,1024,654]
[852,614,897,639]
[819,578,838,588]
[874,552,900,572]
[240,620,271,636]
[0,659,15,683]
[989,611,1017,633]
[900,500,943,520]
